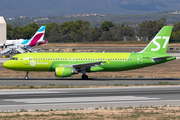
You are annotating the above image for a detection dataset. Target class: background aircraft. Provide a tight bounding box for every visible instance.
[3,26,175,80]
[0,26,47,55]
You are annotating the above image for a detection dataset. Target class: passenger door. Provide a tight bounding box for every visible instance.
[24,54,29,65]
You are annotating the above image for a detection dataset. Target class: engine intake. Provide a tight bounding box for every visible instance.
[55,67,77,77]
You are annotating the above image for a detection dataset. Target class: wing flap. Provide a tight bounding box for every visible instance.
[62,61,107,72]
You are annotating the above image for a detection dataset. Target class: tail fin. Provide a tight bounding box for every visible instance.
[28,26,46,47]
[139,26,172,54]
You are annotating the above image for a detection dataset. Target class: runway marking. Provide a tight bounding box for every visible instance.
[0,91,67,95]
[1,100,180,109]
[4,96,160,103]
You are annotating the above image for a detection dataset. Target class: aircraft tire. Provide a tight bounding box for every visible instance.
[82,75,88,80]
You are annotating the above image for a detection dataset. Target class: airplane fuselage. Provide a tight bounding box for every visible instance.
[3,52,175,72]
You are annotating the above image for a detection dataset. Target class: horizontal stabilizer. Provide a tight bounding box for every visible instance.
[152,56,175,62]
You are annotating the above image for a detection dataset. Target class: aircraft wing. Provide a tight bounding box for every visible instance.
[62,60,110,72]
[0,43,14,47]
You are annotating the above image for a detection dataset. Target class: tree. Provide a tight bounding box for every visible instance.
[100,21,115,31]
[173,22,180,32]
[12,26,23,39]
[29,22,39,31]
[100,31,113,40]
[59,20,82,35]
[7,24,13,39]
[123,25,135,37]
[45,23,59,38]
[114,26,124,41]
[171,31,180,41]
[139,18,166,40]
[21,27,34,39]
[74,34,83,42]
[109,26,119,39]
[87,28,99,42]
[46,32,63,43]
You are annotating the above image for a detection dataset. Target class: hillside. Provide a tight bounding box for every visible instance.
[0,0,179,17]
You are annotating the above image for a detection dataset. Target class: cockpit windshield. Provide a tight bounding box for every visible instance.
[10,57,18,60]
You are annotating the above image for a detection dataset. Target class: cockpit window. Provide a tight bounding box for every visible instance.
[10,57,18,60]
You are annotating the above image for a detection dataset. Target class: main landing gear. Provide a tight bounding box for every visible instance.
[81,70,89,80]
[25,71,29,80]
[82,74,89,80]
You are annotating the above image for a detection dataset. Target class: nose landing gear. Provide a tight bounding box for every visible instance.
[25,71,29,80]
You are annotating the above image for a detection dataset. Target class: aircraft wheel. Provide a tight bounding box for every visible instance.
[82,75,89,80]
[25,76,29,80]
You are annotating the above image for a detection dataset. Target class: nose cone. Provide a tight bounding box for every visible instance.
[3,61,11,69]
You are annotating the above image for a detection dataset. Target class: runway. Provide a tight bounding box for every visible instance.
[0,78,179,86]
[0,86,180,111]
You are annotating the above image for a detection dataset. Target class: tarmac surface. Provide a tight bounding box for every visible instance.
[0,86,179,111]
[0,78,179,86]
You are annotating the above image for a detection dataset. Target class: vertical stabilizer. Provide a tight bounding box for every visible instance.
[139,26,172,54]
[21,26,46,47]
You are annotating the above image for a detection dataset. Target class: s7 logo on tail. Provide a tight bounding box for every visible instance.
[151,36,170,51]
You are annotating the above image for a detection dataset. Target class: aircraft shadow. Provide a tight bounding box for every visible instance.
[0,77,179,81]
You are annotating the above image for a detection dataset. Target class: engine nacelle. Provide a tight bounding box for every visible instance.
[55,67,72,77]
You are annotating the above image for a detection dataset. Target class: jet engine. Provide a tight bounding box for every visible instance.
[55,67,77,77]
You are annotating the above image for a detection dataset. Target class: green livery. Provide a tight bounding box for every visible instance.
[3,26,176,79]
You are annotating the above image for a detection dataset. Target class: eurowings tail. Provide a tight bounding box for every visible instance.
[139,26,173,54]
[21,26,47,47]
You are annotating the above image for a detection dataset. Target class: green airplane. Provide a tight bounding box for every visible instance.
[3,26,175,80]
